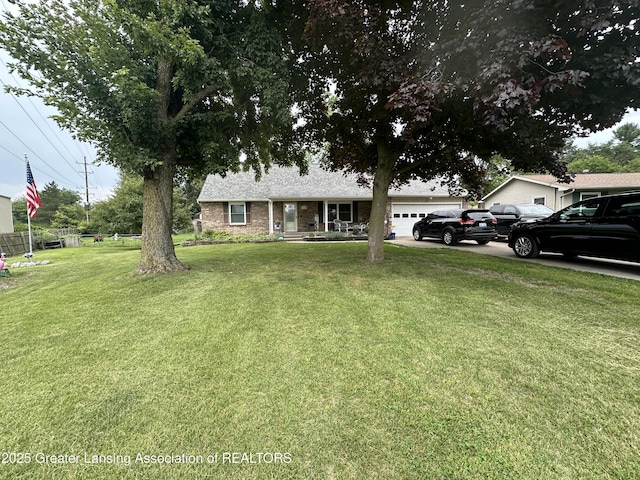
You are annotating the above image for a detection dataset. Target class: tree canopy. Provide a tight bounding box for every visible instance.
[564,123,640,173]
[614,123,640,146]
[11,182,82,230]
[297,0,639,261]
[1,0,304,272]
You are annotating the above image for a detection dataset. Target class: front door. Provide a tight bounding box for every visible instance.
[284,203,298,232]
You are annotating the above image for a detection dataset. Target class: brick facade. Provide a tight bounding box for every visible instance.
[200,201,271,235]
[200,200,376,234]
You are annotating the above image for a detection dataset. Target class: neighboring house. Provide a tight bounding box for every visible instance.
[198,163,467,236]
[482,173,640,211]
[0,194,14,233]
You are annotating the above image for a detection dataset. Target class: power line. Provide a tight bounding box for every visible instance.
[1,50,115,197]
[0,62,85,181]
[0,4,115,199]
[0,118,78,186]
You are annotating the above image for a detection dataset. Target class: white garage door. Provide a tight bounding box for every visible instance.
[391,203,461,236]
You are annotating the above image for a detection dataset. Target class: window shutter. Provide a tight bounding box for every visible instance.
[246,202,251,223]
[222,202,229,224]
[317,202,324,223]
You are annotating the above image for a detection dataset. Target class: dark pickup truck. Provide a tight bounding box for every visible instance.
[489,204,554,237]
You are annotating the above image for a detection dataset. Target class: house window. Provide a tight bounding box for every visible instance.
[328,203,352,222]
[229,202,246,224]
[533,197,546,205]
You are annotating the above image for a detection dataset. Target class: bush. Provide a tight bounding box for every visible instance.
[202,230,231,240]
[183,231,279,246]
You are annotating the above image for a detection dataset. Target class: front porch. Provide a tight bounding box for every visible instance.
[269,200,373,235]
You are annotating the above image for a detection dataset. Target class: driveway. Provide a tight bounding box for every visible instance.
[389,236,640,281]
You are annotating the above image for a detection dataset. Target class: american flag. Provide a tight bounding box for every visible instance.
[26,161,42,218]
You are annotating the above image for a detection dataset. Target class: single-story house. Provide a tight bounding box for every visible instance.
[198,163,468,236]
[0,194,14,233]
[482,173,640,211]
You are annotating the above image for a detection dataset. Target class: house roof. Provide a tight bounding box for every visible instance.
[198,163,453,202]
[520,172,640,189]
[483,172,640,200]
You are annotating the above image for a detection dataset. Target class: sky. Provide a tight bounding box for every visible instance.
[0,2,638,203]
[573,109,640,148]
[0,48,120,203]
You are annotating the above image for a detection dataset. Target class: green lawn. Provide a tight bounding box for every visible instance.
[1,242,638,479]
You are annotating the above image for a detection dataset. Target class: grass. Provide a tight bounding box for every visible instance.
[0,242,639,479]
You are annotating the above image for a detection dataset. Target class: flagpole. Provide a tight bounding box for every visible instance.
[25,154,34,259]
[27,209,34,259]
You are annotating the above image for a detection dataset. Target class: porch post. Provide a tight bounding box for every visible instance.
[268,199,274,234]
[324,201,329,232]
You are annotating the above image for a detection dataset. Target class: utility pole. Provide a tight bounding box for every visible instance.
[81,156,91,222]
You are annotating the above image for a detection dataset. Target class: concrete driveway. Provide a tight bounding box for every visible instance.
[389,236,640,281]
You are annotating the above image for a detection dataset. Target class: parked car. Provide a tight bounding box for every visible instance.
[508,191,640,262]
[412,209,498,245]
[489,204,554,236]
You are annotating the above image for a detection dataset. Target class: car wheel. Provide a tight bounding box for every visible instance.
[413,228,423,241]
[476,239,490,245]
[512,234,540,258]
[442,229,457,245]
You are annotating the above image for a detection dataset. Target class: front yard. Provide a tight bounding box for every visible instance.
[0,242,638,479]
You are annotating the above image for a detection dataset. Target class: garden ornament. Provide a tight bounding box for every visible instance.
[0,252,9,276]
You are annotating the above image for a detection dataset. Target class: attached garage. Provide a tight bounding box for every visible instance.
[391,202,461,236]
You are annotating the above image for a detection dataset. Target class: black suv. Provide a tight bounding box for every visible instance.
[413,209,498,245]
[508,192,640,262]
[489,204,554,236]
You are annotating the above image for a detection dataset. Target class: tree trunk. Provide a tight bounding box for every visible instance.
[136,58,189,274]
[137,156,189,274]
[365,143,397,263]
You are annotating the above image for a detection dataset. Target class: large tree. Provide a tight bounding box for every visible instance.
[298,0,639,262]
[1,0,304,272]
[614,122,640,146]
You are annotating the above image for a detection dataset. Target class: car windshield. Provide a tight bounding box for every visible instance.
[519,205,553,215]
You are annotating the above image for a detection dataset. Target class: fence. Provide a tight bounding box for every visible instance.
[0,232,32,256]
[0,229,82,256]
[49,228,80,238]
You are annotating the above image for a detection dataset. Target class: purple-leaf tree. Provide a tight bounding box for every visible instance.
[297,0,639,262]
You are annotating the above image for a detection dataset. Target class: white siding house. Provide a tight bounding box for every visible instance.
[0,195,14,233]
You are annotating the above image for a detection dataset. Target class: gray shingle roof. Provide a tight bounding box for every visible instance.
[198,163,452,202]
